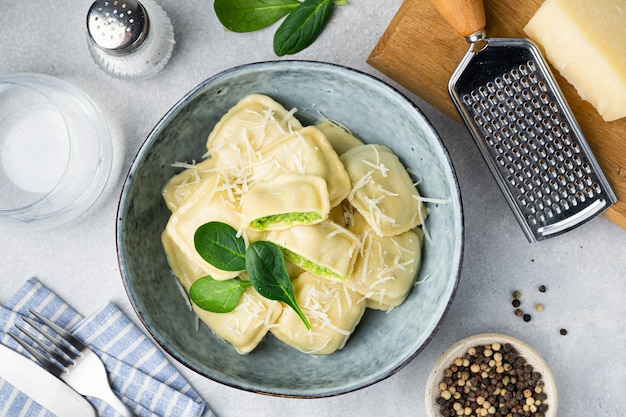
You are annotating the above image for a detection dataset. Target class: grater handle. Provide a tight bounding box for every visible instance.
[430,0,486,41]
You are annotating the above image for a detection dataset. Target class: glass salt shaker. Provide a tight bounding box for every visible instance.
[87,0,175,79]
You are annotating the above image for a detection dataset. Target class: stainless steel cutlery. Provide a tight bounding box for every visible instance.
[10,309,135,417]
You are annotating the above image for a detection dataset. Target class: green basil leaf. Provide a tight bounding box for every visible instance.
[245,241,312,330]
[273,0,333,56]
[214,0,301,32]
[194,222,246,271]
[190,276,252,313]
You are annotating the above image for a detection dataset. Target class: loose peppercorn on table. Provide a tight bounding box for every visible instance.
[1,1,626,416]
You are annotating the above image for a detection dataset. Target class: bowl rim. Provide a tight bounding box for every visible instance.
[116,59,465,397]
[425,333,557,417]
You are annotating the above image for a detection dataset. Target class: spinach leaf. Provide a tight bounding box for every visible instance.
[273,0,334,56]
[214,0,301,32]
[190,276,252,313]
[246,241,312,330]
[194,222,246,271]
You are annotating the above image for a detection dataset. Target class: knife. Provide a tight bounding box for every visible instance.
[0,343,96,417]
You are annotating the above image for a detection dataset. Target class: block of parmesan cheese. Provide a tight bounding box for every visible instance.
[524,0,626,121]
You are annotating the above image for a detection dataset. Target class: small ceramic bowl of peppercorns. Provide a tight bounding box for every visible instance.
[425,333,557,417]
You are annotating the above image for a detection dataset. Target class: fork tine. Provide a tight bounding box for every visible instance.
[22,316,79,358]
[29,309,87,351]
[16,320,75,368]
[7,332,62,377]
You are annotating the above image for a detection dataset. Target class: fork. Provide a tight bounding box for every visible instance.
[10,309,135,417]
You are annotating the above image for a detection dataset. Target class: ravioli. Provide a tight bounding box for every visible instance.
[206,94,303,170]
[270,272,365,354]
[162,158,215,212]
[348,228,424,310]
[164,172,243,281]
[161,230,214,290]
[340,144,427,236]
[242,173,330,230]
[193,287,283,355]
[315,120,364,156]
[253,126,351,207]
[263,220,361,281]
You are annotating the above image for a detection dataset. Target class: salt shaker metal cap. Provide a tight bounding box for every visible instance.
[87,0,149,55]
[86,0,174,79]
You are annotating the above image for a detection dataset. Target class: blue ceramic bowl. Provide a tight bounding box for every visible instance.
[117,61,464,397]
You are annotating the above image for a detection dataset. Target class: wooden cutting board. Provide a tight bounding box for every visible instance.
[368,0,626,231]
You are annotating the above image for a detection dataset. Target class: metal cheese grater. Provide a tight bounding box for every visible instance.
[430,0,617,242]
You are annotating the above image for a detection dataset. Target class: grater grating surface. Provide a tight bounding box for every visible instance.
[449,38,616,242]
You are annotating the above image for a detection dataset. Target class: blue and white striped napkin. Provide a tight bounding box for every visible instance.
[0,277,216,417]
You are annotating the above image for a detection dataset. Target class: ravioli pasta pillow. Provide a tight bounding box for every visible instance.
[315,120,364,156]
[161,231,214,290]
[163,173,244,282]
[253,125,352,207]
[162,158,215,212]
[348,227,424,311]
[340,144,427,237]
[270,272,365,355]
[193,287,283,355]
[262,220,361,281]
[205,94,303,169]
[242,173,330,230]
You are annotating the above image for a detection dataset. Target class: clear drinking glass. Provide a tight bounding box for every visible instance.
[0,73,112,229]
